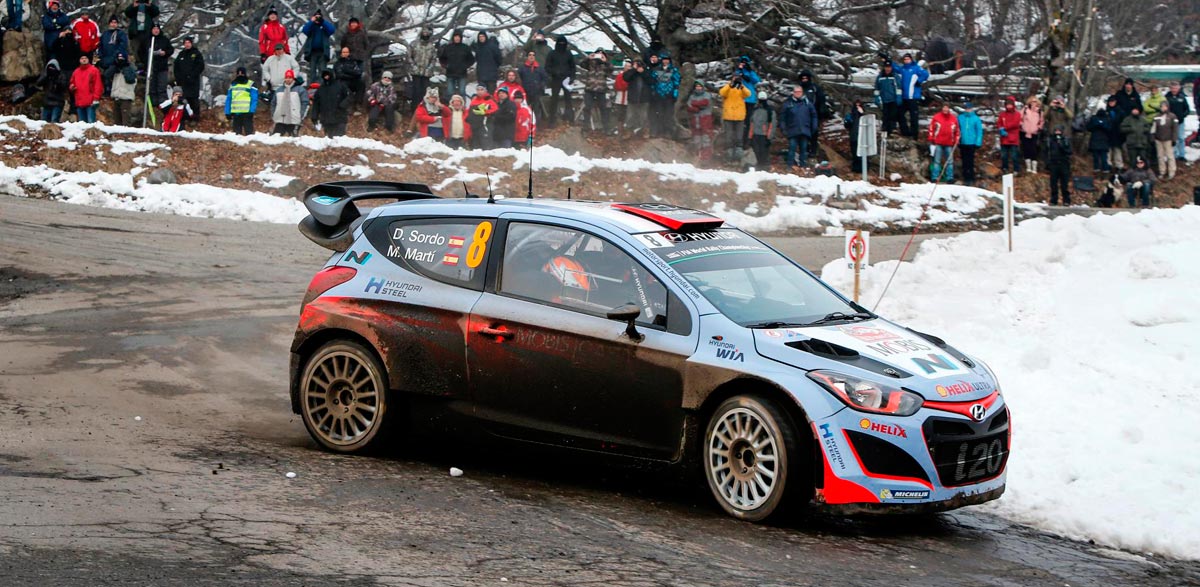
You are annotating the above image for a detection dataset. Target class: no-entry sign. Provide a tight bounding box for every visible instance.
[845,230,870,267]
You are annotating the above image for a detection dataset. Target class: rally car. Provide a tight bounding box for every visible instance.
[290,180,1009,521]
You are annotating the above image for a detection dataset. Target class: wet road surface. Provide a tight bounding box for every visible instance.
[1,196,1197,586]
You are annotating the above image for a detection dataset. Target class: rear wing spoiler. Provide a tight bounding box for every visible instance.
[298,181,439,251]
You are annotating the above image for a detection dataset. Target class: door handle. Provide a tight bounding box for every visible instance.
[479,326,514,341]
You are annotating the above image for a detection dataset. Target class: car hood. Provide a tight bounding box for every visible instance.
[752,319,998,402]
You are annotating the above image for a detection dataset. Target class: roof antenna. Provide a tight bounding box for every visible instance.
[462,181,473,199]
[526,130,535,199]
[485,173,495,204]
[567,187,572,200]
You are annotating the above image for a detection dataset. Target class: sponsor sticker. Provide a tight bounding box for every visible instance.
[312,195,341,205]
[879,488,930,500]
[819,423,847,471]
[363,277,423,299]
[859,418,907,439]
[935,380,992,398]
[837,324,900,343]
[708,338,744,362]
[344,250,371,265]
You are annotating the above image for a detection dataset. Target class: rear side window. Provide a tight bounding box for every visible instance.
[367,217,494,290]
[499,222,667,326]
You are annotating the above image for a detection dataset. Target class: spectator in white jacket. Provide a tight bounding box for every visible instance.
[271,69,308,136]
[262,43,300,89]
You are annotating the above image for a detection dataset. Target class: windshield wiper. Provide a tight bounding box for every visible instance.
[745,321,804,329]
[802,312,874,326]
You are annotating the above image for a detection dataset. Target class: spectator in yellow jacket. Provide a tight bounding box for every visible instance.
[718,75,751,163]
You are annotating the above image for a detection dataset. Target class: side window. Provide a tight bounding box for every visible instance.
[499,223,668,326]
[368,217,494,290]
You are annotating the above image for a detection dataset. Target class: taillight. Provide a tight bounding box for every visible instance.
[300,266,357,307]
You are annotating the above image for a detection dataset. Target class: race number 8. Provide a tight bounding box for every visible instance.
[466,221,492,268]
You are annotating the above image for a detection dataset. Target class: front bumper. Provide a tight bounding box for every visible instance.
[810,395,1010,512]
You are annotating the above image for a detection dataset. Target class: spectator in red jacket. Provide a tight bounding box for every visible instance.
[927,101,960,181]
[996,97,1022,173]
[414,86,450,140]
[467,86,498,149]
[613,61,631,128]
[496,70,526,104]
[513,90,537,146]
[72,13,101,56]
[443,94,472,149]
[69,54,103,123]
[257,9,289,62]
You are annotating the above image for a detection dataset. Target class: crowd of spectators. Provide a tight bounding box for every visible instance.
[17,3,1197,206]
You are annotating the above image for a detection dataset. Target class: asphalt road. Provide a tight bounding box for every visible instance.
[1,196,1197,587]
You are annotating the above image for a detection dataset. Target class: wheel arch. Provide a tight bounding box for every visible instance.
[290,328,386,415]
[694,377,820,502]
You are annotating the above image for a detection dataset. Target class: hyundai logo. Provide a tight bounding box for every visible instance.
[969,404,987,422]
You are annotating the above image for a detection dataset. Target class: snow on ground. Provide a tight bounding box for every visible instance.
[821,207,1200,560]
[0,164,306,223]
[0,114,1023,231]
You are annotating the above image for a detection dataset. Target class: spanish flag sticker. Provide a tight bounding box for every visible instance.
[442,254,460,265]
[448,236,466,248]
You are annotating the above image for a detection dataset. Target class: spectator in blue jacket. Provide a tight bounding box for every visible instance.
[1085,107,1112,172]
[894,54,929,138]
[875,61,902,134]
[957,102,984,186]
[97,17,129,93]
[649,53,680,138]
[734,56,760,148]
[778,85,819,169]
[301,9,336,84]
[42,1,71,51]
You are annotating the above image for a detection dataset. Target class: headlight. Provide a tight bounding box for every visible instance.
[807,370,924,416]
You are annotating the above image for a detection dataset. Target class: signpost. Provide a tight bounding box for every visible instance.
[857,114,878,182]
[1002,174,1014,252]
[845,229,870,303]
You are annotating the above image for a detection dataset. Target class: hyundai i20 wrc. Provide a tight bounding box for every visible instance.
[289,181,1010,521]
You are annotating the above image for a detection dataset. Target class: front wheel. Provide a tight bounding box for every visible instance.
[703,395,803,522]
[299,340,392,453]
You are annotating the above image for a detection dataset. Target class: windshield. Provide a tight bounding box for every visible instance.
[638,229,860,326]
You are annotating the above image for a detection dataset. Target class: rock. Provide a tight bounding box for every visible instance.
[37,124,63,140]
[5,119,27,133]
[83,127,104,141]
[548,127,601,158]
[220,173,234,181]
[147,168,179,184]
[827,199,860,210]
[631,138,691,164]
[0,30,44,82]
[280,178,309,199]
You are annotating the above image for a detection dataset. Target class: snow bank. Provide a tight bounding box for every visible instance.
[0,163,306,224]
[821,208,1200,560]
[1,114,1022,232]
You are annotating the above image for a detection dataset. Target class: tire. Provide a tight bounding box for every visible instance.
[298,340,393,453]
[703,395,803,522]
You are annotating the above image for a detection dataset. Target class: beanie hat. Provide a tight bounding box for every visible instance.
[513,90,524,99]
[268,9,278,16]
[496,87,509,95]
[382,71,394,79]
[284,69,295,79]
[425,86,440,99]
[275,43,285,50]
[236,66,247,76]
[109,16,119,24]
[963,101,974,109]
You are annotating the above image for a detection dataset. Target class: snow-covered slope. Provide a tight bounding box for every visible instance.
[822,207,1200,560]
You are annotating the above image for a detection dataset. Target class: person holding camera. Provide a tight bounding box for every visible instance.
[301,10,335,85]
[579,49,612,134]
[718,74,751,163]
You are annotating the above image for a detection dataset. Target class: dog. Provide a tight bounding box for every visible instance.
[1095,173,1119,208]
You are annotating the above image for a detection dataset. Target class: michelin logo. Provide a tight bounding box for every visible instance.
[879,488,930,500]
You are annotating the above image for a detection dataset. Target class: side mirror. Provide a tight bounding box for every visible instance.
[606,303,644,342]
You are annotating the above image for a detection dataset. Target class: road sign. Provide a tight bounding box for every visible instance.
[845,230,870,267]
[857,114,878,157]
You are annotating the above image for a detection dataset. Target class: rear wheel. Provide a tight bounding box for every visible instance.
[703,395,801,522]
[299,340,392,453]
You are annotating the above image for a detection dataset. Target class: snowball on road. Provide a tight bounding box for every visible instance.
[822,207,1200,560]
